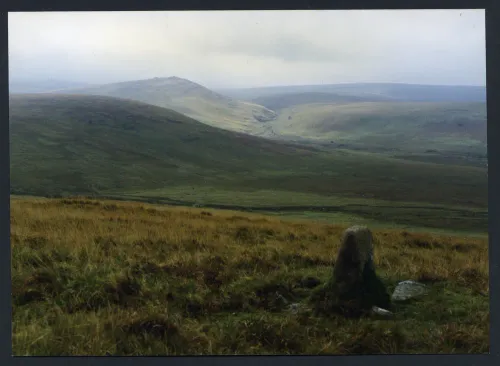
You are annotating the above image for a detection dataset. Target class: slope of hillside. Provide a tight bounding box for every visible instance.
[55,77,277,135]
[10,94,487,210]
[8,93,307,197]
[271,101,487,154]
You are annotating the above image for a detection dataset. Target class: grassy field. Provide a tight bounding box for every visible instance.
[111,186,487,234]
[11,196,489,355]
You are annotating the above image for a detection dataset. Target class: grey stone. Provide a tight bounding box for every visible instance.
[391,280,429,302]
[371,306,394,318]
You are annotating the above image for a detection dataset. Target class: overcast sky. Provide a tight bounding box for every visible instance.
[8,10,485,89]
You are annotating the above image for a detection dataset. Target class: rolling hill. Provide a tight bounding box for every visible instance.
[8,93,307,197]
[10,94,487,213]
[251,92,392,111]
[217,83,487,154]
[52,77,277,135]
[270,101,487,154]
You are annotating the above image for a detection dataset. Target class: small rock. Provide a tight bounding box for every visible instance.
[391,280,429,302]
[371,306,394,318]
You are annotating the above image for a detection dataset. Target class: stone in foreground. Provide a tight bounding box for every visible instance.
[391,280,429,302]
[310,226,391,317]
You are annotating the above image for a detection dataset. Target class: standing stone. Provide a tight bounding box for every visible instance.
[310,226,391,317]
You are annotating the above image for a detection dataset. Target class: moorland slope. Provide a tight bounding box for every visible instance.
[10,94,488,218]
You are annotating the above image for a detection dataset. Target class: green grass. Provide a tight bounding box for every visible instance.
[11,197,489,355]
[112,186,487,234]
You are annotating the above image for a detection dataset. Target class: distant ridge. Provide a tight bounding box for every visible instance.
[27,77,487,154]
[217,83,487,103]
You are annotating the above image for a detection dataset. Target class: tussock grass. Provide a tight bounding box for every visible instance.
[11,196,489,355]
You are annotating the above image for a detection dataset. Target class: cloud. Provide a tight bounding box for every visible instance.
[8,10,485,88]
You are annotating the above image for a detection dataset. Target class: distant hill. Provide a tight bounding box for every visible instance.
[53,77,277,135]
[251,92,392,111]
[271,101,487,154]
[217,83,487,103]
[9,79,91,93]
[216,83,487,154]
[9,94,487,208]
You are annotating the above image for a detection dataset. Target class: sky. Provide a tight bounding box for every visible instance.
[8,10,486,89]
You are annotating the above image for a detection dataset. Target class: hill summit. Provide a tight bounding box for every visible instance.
[52,76,278,135]
[106,76,227,101]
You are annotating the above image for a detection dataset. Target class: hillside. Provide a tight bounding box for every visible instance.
[53,77,277,135]
[10,94,488,221]
[8,93,310,197]
[269,101,487,154]
[218,83,487,103]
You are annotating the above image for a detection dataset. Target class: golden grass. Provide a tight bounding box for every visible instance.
[11,196,489,355]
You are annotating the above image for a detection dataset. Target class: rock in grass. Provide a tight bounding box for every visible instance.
[391,280,429,302]
[310,226,391,317]
[371,306,394,318]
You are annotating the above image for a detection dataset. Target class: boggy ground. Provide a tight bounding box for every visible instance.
[11,196,489,355]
